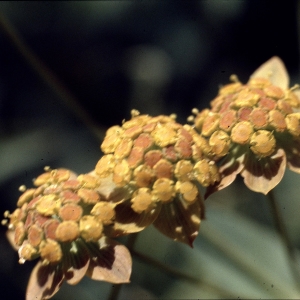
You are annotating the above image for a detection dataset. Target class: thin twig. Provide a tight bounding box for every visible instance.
[0,12,105,141]
[267,190,300,291]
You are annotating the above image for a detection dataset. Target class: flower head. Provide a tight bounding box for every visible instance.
[94,110,214,246]
[190,57,300,195]
[3,167,131,300]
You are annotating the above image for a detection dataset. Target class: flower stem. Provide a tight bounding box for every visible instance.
[267,190,300,291]
[0,12,105,141]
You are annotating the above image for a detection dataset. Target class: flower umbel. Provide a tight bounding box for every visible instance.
[3,167,132,300]
[94,111,216,246]
[190,57,300,195]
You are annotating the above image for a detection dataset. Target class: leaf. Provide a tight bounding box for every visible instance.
[85,237,132,283]
[26,261,64,300]
[109,200,161,236]
[250,56,289,89]
[241,148,286,194]
[153,194,205,247]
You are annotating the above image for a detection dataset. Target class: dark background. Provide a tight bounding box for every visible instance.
[0,1,299,299]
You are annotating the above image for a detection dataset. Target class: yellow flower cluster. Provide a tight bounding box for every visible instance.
[6,167,115,265]
[191,77,300,159]
[95,111,220,213]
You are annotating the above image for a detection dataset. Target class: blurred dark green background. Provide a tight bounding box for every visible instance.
[0,1,300,299]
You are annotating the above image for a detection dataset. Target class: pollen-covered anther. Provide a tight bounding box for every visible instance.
[33,172,51,186]
[258,97,276,111]
[95,154,116,178]
[209,130,230,157]
[79,215,103,242]
[14,222,26,246]
[144,150,162,168]
[101,126,123,153]
[36,195,61,216]
[193,135,210,157]
[58,203,83,221]
[91,202,115,225]
[153,159,173,179]
[193,159,220,187]
[152,178,175,202]
[77,174,99,189]
[175,138,192,158]
[231,121,253,144]
[28,224,44,247]
[18,243,38,263]
[175,181,198,203]
[55,220,80,242]
[134,133,153,150]
[114,137,133,159]
[123,125,143,139]
[264,85,285,99]
[234,89,260,107]
[174,160,193,181]
[248,77,271,88]
[127,147,144,168]
[284,90,300,108]
[122,114,150,129]
[19,185,26,192]
[250,130,276,157]
[151,124,177,147]
[133,165,154,187]
[7,208,21,228]
[113,160,131,186]
[51,169,71,183]
[131,188,153,213]
[277,99,293,115]
[62,179,81,191]
[269,110,287,132]
[201,113,220,137]
[17,188,35,207]
[39,239,62,264]
[219,109,237,131]
[44,219,60,240]
[250,108,268,129]
[219,82,242,95]
[193,108,210,130]
[78,188,100,205]
[285,113,300,136]
[237,107,252,121]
